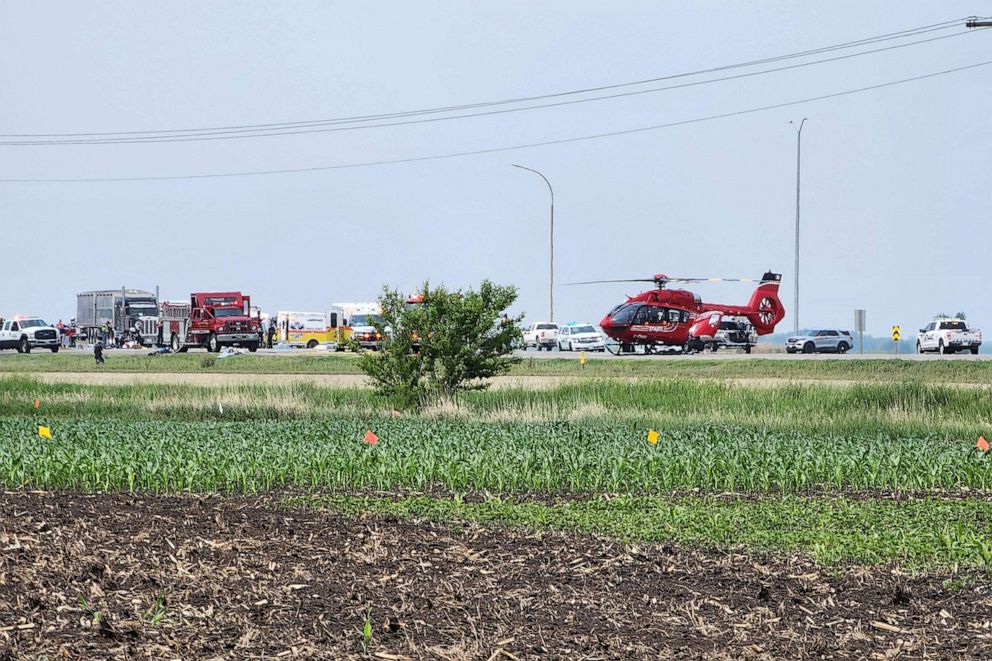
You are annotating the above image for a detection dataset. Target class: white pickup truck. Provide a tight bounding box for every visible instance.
[0,317,61,353]
[523,322,558,351]
[917,318,982,355]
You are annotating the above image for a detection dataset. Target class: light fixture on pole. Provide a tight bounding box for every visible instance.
[512,164,555,321]
[788,118,807,335]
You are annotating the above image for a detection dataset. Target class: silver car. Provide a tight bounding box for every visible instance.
[785,329,854,354]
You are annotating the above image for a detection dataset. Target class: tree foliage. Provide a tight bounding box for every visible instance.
[358,281,523,409]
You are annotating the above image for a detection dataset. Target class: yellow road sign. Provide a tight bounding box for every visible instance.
[892,325,901,342]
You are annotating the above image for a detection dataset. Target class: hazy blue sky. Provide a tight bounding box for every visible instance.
[2,2,989,336]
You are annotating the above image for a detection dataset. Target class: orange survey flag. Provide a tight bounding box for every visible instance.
[363,431,379,445]
[34,399,40,409]
[977,436,990,453]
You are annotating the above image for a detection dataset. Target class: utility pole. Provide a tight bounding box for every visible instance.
[512,164,555,321]
[789,118,807,334]
[966,18,992,28]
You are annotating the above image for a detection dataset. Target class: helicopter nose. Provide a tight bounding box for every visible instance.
[599,315,613,329]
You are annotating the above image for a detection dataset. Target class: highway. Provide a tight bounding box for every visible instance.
[26,345,992,361]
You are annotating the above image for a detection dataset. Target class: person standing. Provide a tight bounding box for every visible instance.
[94,340,105,365]
[267,318,276,349]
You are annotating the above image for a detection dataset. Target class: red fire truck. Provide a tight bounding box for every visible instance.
[164,292,261,353]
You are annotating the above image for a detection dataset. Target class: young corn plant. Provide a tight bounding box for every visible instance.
[357,606,373,656]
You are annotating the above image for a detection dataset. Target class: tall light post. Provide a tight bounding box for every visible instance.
[789,118,807,335]
[512,164,555,321]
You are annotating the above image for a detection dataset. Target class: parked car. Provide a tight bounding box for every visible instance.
[0,317,60,353]
[917,318,982,355]
[557,323,606,352]
[523,322,558,351]
[785,329,854,354]
[704,318,756,353]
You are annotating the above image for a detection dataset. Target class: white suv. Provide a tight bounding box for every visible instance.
[785,329,853,354]
[557,323,606,352]
[0,317,60,353]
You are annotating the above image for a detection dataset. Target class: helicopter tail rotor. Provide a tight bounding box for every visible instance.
[744,273,785,335]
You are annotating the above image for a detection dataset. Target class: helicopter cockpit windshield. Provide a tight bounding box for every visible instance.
[608,304,643,325]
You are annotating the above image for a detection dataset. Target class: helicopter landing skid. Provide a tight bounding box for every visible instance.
[606,342,685,356]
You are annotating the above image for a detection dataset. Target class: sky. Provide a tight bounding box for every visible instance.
[1,2,989,337]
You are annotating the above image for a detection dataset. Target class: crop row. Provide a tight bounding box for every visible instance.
[1,418,989,493]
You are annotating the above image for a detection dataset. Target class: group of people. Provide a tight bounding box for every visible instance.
[54,319,78,348]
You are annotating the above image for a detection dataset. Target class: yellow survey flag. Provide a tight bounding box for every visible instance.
[647,429,659,445]
[38,426,52,439]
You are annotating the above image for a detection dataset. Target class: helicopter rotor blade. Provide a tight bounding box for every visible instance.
[564,273,780,286]
[562,279,657,286]
[664,277,762,284]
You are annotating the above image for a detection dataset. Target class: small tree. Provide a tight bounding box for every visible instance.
[359,281,523,409]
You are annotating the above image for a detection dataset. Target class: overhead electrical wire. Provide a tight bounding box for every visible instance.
[3,58,988,183]
[0,17,980,144]
[2,27,982,146]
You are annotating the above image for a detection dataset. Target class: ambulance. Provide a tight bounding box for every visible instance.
[275,308,347,349]
[333,302,382,350]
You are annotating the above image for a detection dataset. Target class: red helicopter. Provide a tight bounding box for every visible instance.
[572,271,785,355]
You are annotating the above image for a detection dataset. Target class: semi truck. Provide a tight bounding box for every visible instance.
[76,288,160,345]
[167,292,261,353]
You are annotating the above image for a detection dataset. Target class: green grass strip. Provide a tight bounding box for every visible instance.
[2,376,992,439]
[4,352,992,382]
[293,493,992,571]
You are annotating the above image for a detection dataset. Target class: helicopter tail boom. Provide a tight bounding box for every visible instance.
[700,273,785,336]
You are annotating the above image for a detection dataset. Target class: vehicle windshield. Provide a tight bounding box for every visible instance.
[719,322,740,330]
[352,314,383,326]
[128,305,158,317]
[939,320,966,330]
[537,323,557,330]
[213,308,245,318]
[609,304,641,325]
[570,325,596,334]
[18,319,48,328]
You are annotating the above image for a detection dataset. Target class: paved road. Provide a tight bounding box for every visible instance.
[517,348,992,361]
[13,345,992,361]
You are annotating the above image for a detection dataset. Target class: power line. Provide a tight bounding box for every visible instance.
[0,17,975,142]
[3,28,982,146]
[4,58,988,183]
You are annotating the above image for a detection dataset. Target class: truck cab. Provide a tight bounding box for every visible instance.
[0,317,60,353]
[172,292,260,352]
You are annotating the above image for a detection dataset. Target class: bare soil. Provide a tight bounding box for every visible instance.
[1,492,990,660]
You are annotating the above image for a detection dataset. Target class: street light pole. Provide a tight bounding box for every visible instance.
[789,118,807,335]
[512,164,555,321]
